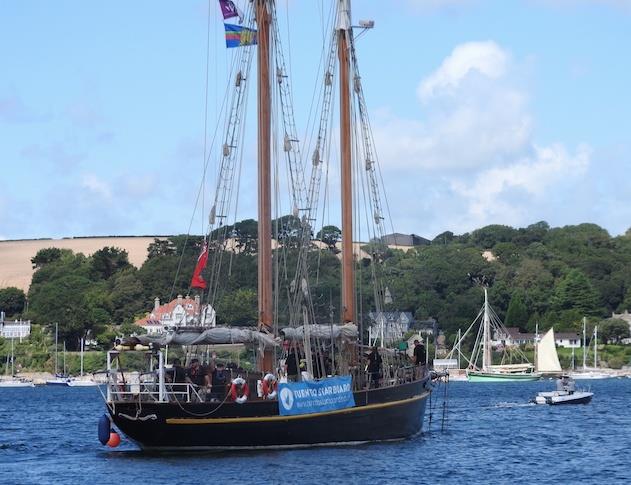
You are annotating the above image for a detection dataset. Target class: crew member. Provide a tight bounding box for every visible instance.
[367,346,382,388]
[413,339,427,367]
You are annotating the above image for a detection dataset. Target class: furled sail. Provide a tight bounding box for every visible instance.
[537,328,562,373]
[137,327,278,349]
[280,324,358,341]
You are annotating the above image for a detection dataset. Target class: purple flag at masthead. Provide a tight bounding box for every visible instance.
[219,0,240,21]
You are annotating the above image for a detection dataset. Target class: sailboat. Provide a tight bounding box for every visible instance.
[0,337,34,388]
[46,323,70,386]
[569,318,610,380]
[100,0,434,451]
[68,338,99,387]
[535,327,562,377]
[452,286,540,382]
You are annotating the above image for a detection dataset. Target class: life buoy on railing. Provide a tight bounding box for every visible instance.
[229,377,249,404]
[261,373,277,400]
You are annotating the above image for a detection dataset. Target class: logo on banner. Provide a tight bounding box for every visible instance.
[279,387,294,410]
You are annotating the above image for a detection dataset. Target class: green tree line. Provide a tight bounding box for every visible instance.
[2,219,631,351]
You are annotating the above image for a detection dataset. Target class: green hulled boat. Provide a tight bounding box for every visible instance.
[452,285,541,383]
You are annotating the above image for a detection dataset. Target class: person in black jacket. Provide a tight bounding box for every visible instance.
[367,346,382,388]
[413,339,426,367]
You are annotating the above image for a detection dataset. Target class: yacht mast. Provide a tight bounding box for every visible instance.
[594,324,598,368]
[256,0,272,333]
[338,0,355,323]
[582,316,587,370]
[482,287,491,371]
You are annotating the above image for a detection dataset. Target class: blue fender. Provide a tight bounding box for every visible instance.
[98,414,111,445]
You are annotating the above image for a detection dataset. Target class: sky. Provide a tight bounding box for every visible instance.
[1,0,630,241]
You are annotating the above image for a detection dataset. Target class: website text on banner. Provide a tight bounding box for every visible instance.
[278,376,355,416]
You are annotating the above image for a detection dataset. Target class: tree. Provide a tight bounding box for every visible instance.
[0,287,26,317]
[90,247,131,280]
[505,291,529,329]
[316,225,341,252]
[147,238,176,259]
[216,288,257,326]
[470,224,517,249]
[31,247,72,269]
[598,319,630,344]
[551,269,602,316]
[232,219,258,255]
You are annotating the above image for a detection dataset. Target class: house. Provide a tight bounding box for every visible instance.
[381,233,431,247]
[492,326,580,349]
[555,333,581,348]
[411,317,438,337]
[0,312,31,341]
[367,311,413,345]
[491,327,535,347]
[135,295,216,335]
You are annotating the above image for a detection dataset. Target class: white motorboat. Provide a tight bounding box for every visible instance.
[67,377,99,387]
[533,376,593,405]
[0,377,35,388]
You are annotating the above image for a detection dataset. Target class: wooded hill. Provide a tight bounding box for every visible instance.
[2,220,631,350]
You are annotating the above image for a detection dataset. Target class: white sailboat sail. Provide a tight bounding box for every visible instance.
[536,328,562,374]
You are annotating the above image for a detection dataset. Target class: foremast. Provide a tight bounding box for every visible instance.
[338,0,354,324]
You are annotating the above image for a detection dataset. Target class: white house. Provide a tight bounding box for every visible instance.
[0,312,31,341]
[554,332,581,348]
[135,295,216,335]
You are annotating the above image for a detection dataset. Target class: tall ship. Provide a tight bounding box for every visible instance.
[100,0,434,451]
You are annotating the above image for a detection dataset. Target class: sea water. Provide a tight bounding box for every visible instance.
[1,379,630,484]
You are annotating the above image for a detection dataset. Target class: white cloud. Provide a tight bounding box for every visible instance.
[81,173,112,199]
[418,41,508,100]
[372,41,592,236]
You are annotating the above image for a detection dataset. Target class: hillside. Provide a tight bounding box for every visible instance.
[0,237,163,291]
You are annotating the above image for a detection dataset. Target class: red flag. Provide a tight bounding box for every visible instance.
[191,243,209,289]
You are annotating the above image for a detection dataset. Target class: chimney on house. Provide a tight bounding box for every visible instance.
[177,294,183,306]
[154,297,160,311]
[194,295,200,307]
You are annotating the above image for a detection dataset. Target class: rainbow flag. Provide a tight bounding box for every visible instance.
[224,24,257,48]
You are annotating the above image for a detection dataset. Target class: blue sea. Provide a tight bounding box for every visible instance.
[1,379,630,484]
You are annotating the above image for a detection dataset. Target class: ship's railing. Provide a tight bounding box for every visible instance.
[105,376,205,403]
[353,363,426,391]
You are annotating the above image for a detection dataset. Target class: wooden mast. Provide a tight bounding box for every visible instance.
[256,0,272,332]
[256,0,273,369]
[338,0,354,323]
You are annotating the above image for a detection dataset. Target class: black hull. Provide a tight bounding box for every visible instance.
[109,378,430,451]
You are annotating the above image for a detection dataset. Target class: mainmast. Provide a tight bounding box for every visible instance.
[338,0,354,323]
[256,0,272,333]
[482,287,491,371]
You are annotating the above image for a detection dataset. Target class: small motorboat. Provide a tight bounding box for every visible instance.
[533,375,593,405]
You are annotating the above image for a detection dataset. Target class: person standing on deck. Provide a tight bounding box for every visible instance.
[367,346,382,388]
[413,340,427,367]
